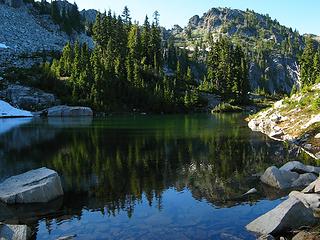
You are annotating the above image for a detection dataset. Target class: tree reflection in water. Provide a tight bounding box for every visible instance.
[0,114,311,239]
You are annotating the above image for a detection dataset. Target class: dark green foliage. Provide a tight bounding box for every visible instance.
[300,37,320,88]
[49,0,83,35]
[204,37,250,103]
[211,103,243,113]
[49,8,183,112]
[46,7,250,112]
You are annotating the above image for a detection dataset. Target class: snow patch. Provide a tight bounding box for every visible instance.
[0,43,8,49]
[0,100,33,118]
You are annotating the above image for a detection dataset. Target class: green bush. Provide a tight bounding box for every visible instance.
[211,103,243,113]
[312,97,320,111]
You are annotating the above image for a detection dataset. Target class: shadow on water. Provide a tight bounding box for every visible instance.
[0,114,312,239]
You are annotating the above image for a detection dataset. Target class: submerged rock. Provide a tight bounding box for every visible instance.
[0,168,63,204]
[46,105,93,117]
[246,197,316,235]
[0,223,30,240]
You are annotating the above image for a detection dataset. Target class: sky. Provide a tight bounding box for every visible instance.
[71,0,319,35]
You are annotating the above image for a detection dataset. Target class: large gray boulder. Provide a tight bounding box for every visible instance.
[280,161,320,175]
[0,168,63,204]
[246,197,316,235]
[261,166,317,189]
[47,105,93,117]
[261,166,299,189]
[0,223,30,240]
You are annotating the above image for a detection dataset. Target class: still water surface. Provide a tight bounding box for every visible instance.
[0,114,297,239]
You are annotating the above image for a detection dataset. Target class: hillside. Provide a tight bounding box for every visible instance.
[168,7,305,94]
[0,3,316,113]
[248,83,320,159]
[0,1,93,72]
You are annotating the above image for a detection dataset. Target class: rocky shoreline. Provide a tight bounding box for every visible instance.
[247,161,320,239]
[248,85,320,160]
[247,85,320,239]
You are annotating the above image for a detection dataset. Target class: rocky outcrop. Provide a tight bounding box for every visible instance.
[170,7,304,94]
[0,223,30,240]
[0,83,60,111]
[0,168,63,204]
[246,197,316,235]
[260,162,318,190]
[80,9,98,24]
[248,177,320,237]
[45,105,93,117]
[248,87,320,159]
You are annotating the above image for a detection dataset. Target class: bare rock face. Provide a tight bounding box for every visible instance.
[0,84,60,111]
[0,167,63,204]
[246,197,316,235]
[0,223,30,240]
[46,105,93,117]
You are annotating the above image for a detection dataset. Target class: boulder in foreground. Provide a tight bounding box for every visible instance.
[46,105,93,117]
[0,168,63,204]
[246,197,316,235]
[0,223,30,240]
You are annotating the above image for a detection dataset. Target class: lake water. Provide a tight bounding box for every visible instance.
[0,114,300,239]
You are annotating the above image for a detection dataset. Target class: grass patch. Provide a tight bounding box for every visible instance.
[211,103,243,113]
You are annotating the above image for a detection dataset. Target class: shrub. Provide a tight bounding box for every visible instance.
[211,103,243,113]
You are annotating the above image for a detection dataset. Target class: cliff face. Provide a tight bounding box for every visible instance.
[168,7,305,94]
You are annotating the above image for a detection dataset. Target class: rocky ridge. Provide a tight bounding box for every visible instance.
[168,7,304,94]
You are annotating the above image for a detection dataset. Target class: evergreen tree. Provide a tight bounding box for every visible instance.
[300,38,316,87]
[51,1,60,24]
[122,6,131,26]
[59,42,73,77]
